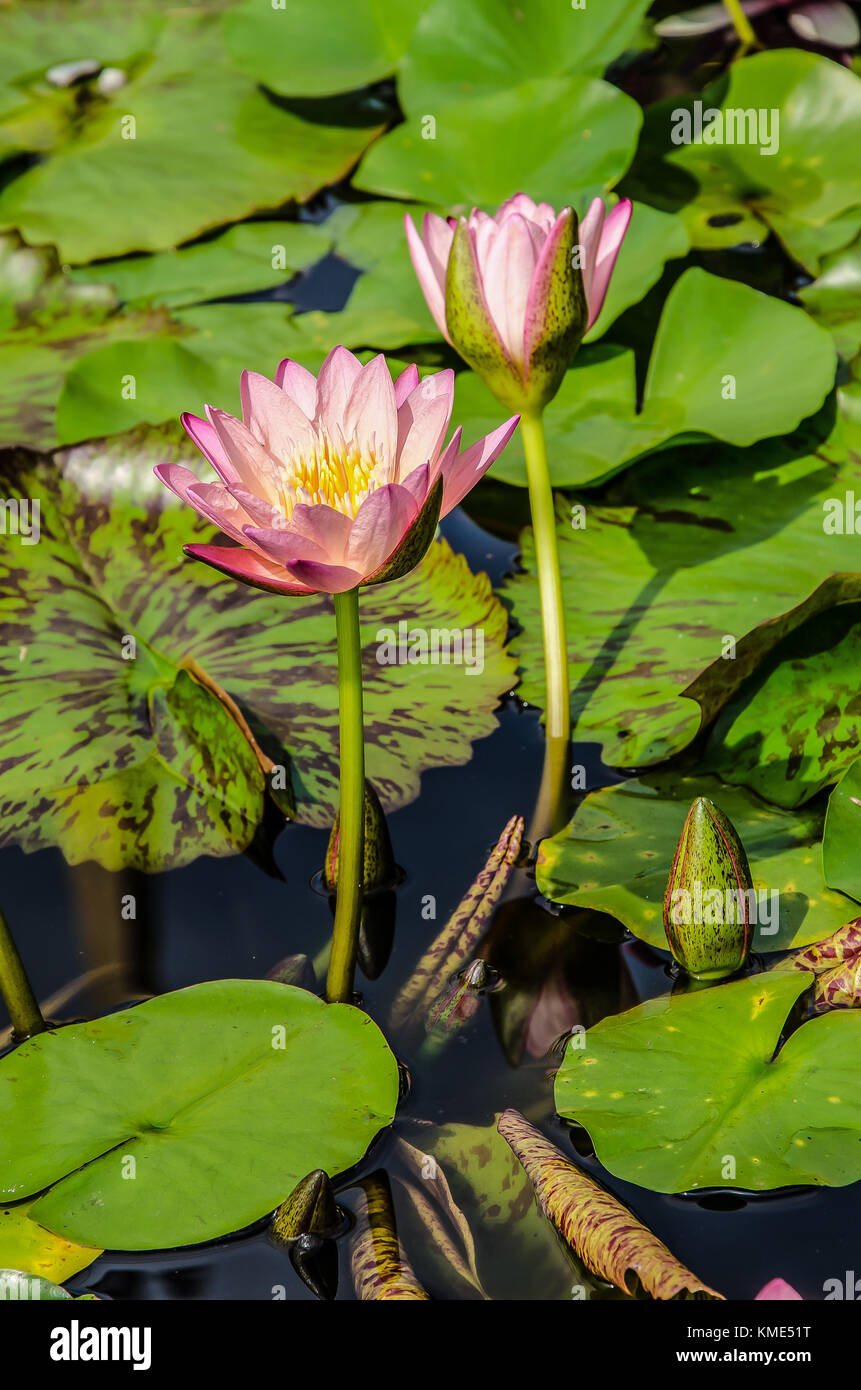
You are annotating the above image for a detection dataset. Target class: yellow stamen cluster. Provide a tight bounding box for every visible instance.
[276,429,390,520]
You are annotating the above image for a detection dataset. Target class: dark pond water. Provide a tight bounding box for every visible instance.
[2,493,856,1302]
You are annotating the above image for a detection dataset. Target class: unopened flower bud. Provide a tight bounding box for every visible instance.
[663,797,753,980]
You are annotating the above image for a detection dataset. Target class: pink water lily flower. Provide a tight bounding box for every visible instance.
[155,347,518,595]
[406,193,632,350]
[755,1278,803,1300]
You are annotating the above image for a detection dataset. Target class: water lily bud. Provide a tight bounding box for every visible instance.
[271,1169,340,1244]
[324,779,395,893]
[663,797,753,980]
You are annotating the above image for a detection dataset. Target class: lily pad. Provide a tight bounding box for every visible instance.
[0,3,381,261]
[0,1202,101,1282]
[823,757,861,904]
[536,770,857,953]
[503,407,861,767]
[637,51,861,274]
[457,268,835,487]
[397,0,653,111]
[0,980,399,1250]
[704,606,861,808]
[224,0,431,98]
[0,427,516,870]
[798,238,861,360]
[356,76,642,211]
[555,971,861,1191]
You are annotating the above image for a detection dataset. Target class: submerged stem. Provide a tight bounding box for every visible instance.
[520,410,570,838]
[326,588,366,1004]
[0,907,45,1040]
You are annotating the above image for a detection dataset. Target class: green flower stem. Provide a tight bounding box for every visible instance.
[721,0,758,46]
[326,587,366,1004]
[0,906,45,1039]
[521,410,570,837]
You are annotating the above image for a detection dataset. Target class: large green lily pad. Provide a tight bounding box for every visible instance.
[555,972,861,1191]
[503,405,861,768]
[0,1201,101,1282]
[356,76,642,211]
[0,981,399,1250]
[823,757,861,904]
[0,427,516,870]
[704,606,861,808]
[536,771,858,953]
[458,268,834,487]
[632,50,861,273]
[0,3,381,261]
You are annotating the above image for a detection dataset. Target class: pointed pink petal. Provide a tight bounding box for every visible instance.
[224,485,289,531]
[345,483,418,573]
[343,353,398,465]
[587,199,632,330]
[275,357,317,415]
[183,543,313,595]
[396,368,454,479]
[185,480,259,545]
[439,416,520,516]
[314,345,363,433]
[283,502,352,563]
[755,1279,803,1301]
[394,362,420,407]
[497,193,539,223]
[577,197,605,308]
[206,406,281,504]
[399,459,432,508]
[242,525,332,567]
[480,215,539,367]
[240,369,314,457]
[181,412,239,487]
[405,214,451,340]
[155,461,210,508]
[282,558,362,594]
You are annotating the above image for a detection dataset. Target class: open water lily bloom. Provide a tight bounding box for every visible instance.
[155,347,518,595]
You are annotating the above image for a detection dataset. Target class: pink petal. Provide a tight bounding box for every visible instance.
[788,1,859,47]
[399,459,432,508]
[587,199,632,330]
[577,197,605,309]
[396,368,455,479]
[275,357,317,416]
[282,558,363,594]
[345,483,418,573]
[181,412,239,487]
[284,502,352,564]
[205,406,281,504]
[480,215,540,366]
[240,369,314,458]
[439,415,520,516]
[155,462,258,549]
[314,345,363,434]
[242,525,332,567]
[394,362,420,407]
[343,354,398,466]
[405,214,451,341]
[183,542,313,595]
[496,193,539,223]
[755,1279,803,1301]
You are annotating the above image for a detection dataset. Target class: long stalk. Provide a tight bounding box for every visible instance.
[326,588,366,1003]
[520,410,570,838]
[0,907,45,1039]
[721,0,758,46]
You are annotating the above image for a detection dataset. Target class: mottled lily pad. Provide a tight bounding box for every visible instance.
[0,1201,101,1282]
[555,972,861,1191]
[536,771,857,953]
[0,427,516,870]
[0,981,399,1250]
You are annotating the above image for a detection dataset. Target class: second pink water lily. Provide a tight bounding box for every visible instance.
[156,347,518,595]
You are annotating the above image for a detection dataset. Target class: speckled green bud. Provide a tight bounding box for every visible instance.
[663,797,754,980]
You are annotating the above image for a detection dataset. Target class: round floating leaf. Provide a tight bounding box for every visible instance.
[0,4,381,261]
[0,427,515,869]
[643,269,836,447]
[397,0,652,110]
[0,981,399,1250]
[67,221,333,312]
[555,971,861,1191]
[356,77,642,211]
[224,0,431,98]
[0,1202,101,1282]
[824,757,861,904]
[651,51,861,273]
[704,606,861,808]
[503,407,861,768]
[536,771,856,953]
